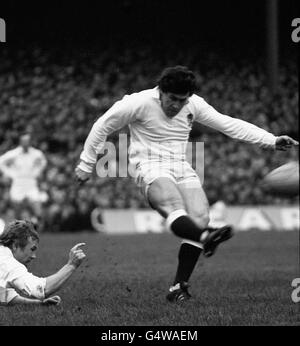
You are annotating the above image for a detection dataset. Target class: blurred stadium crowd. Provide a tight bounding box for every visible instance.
[0,46,298,231]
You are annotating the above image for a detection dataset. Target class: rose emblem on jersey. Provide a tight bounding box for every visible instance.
[187,113,194,128]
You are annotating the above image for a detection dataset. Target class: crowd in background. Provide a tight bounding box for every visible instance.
[0,46,298,231]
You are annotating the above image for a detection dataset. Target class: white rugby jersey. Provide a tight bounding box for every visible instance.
[79,87,277,172]
[0,245,46,304]
[0,146,46,188]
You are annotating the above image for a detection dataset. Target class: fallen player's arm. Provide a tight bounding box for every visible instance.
[44,264,77,297]
[9,295,44,305]
[44,243,86,297]
[1,287,61,306]
[6,243,86,303]
[9,295,61,306]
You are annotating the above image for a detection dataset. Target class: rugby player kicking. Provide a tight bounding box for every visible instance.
[75,66,298,302]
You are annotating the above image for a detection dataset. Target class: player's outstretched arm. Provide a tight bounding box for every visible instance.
[44,243,86,297]
[76,94,138,184]
[275,135,299,151]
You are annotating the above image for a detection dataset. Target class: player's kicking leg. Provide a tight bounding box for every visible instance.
[163,181,207,302]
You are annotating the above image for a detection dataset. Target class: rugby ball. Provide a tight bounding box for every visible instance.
[262,161,299,197]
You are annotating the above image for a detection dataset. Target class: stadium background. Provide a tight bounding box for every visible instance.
[0,0,299,233]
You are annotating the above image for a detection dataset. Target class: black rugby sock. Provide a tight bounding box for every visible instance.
[174,243,202,285]
[170,215,206,242]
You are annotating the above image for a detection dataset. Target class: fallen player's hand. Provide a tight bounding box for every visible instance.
[68,243,86,268]
[42,295,62,306]
[275,136,299,151]
[75,166,92,185]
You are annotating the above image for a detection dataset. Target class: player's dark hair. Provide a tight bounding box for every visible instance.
[158,66,196,96]
[0,220,39,249]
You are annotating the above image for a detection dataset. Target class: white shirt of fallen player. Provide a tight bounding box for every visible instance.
[0,245,46,304]
[0,146,47,203]
[78,87,277,185]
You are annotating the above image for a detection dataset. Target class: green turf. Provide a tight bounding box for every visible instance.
[0,231,299,326]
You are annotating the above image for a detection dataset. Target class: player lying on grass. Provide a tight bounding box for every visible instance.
[0,220,86,306]
[75,66,298,303]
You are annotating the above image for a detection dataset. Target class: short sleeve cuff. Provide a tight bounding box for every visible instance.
[12,275,47,300]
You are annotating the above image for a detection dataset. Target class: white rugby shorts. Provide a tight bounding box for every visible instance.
[10,185,48,203]
[134,161,202,199]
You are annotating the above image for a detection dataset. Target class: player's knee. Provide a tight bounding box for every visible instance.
[152,197,184,218]
[148,179,184,218]
[191,212,210,229]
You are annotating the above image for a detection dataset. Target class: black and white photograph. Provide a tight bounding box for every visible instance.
[0,0,299,332]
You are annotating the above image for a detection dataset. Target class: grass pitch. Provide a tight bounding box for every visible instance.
[0,230,299,326]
